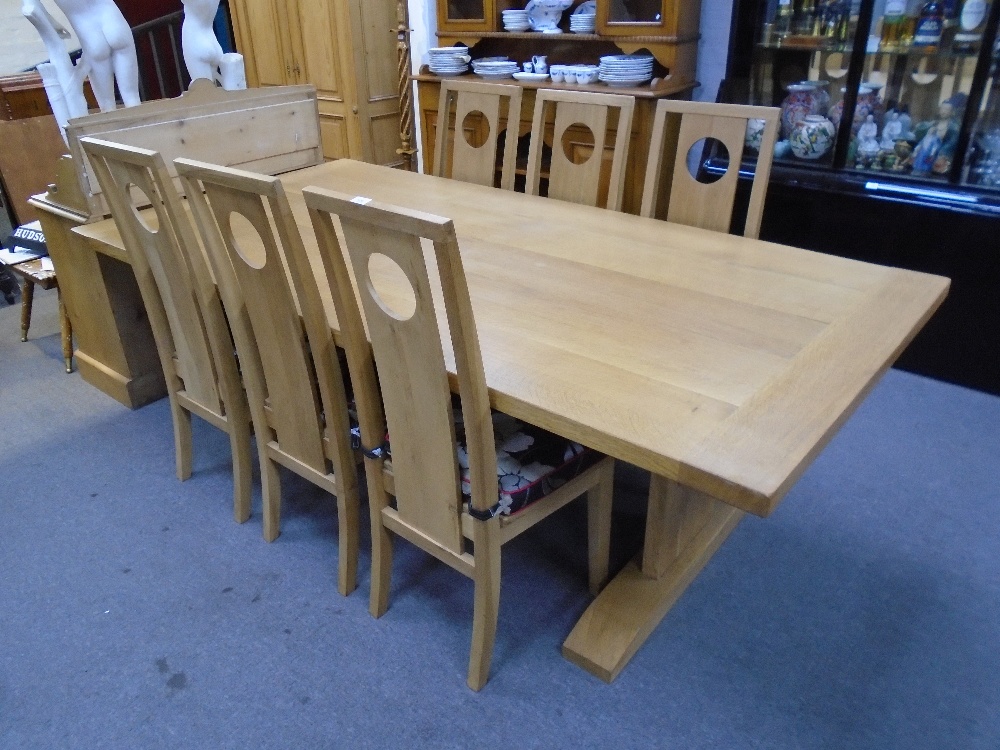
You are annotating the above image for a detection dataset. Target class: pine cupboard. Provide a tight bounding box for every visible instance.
[227,0,403,165]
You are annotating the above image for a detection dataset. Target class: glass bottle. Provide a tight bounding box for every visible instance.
[913,0,945,47]
[775,0,794,34]
[882,0,912,48]
[797,0,818,34]
[953,0,990,52]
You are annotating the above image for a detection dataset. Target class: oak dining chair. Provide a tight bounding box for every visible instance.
[432,79,522,190]
[640,100,780,238]
[303,186,616,690]
[81,137,254,524]
[525,88,635,211]
[174,158,361,595]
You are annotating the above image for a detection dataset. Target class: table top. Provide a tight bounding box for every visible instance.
[76,160,949,517]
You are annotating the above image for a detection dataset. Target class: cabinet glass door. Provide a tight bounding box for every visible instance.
[600,0,673,35]
[749,0,860,167]
[439,0,488,30]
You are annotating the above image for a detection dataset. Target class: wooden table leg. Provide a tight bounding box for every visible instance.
[562,475,744,683]
[19,276,34,342]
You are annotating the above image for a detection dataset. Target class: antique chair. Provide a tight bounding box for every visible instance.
[81,137,253,523]
[432,79,522,190]
[302,186,616,689]
[174,158,360,596]
[525,89,635,211]
[7,258,73,373]
[640,100,780,238]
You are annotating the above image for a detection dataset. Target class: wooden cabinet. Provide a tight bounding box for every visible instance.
[419,0,702,213]
[433,0,701,89]
[228,0,402,166]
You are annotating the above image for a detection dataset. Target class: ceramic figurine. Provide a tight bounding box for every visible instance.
[855,114,880,168]
[789,114,837,159]
[881,112,903,150]
[910,96,963,174]
[53,0,140,111]
[829,83,885,135]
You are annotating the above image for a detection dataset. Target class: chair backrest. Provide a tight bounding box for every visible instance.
[80,136,232,415]
[174,158,353,478]
[432,79,522,190]
[640,100,779,239]
[302,186,497,557]
[525,89,635,211]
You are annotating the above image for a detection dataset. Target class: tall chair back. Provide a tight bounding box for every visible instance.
[640,100,780,238]
[432,79,522,190]
[303,186,615,690]
[80,137,252,523]
[525,89,634,210]
[174,158,360,595]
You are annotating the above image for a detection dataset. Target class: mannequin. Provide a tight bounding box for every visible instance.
[22,0,89,129]
[53,0,140,111]
[181,0,223,82]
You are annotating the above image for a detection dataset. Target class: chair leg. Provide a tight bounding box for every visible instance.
[587,458,615,596]
[261,449,282,542]
[366,461,394,618]
[229,419,254,525]
[335,487,360,596]
[19,277,34,342]
[171,399,193,481]
[57,290,73,373]
[468,519,502,691]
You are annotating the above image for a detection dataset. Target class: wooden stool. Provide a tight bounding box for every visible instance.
[8,258,73,373]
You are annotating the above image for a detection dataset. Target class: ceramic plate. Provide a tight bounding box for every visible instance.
[573,0,597,13]
[512,72,550,82]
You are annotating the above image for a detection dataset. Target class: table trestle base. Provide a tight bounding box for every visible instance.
[563,478,744,682]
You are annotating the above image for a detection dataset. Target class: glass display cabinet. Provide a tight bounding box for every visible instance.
[727,0,1000,214]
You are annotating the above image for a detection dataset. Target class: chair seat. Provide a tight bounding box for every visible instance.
[353,407,604,516]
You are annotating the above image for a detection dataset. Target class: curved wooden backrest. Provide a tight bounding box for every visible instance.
[526,89,635,211]
[432,79,522,191]
[640,100,780,239]
[174,158,353,479]
[80,137,224,413]
[302,186,497,556]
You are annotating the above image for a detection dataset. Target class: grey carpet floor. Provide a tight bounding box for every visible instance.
[1,289,998,749]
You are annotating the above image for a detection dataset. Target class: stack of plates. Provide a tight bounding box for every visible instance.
[502,9,530,32]
[429,47,470,76]
[598,53,654,87]
[472,58,519,79]
[569,13,595,32]
[570,1,596,33]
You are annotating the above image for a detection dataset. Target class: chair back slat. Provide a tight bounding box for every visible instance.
[175,160,352,477]
[304,188,498,556]
[526,89,634,211]
[81,139,221,411]
[549,100,609,207]
[640,100,780,239]
[667,112,747,234]
[432,80,522,190]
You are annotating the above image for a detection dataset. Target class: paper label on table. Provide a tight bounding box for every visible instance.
[351,196,373,205]
[41,258,54,272]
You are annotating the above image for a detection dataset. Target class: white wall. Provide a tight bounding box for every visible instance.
[694,0,734,102]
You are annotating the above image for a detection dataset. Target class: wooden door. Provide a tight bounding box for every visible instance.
[344,0,403,166]
[228,0,298,88]
[295,0,361,160]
